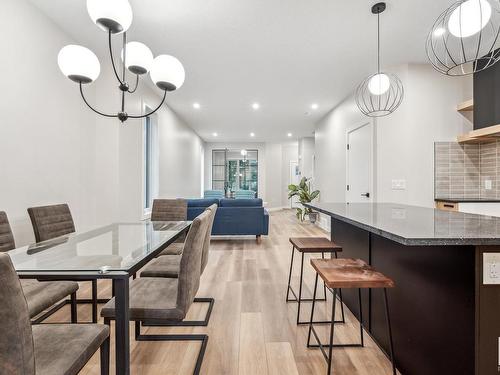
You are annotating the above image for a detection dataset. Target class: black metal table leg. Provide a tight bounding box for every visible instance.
[70,292,77,323]
[92,279,98,323]
[114,276,130,375]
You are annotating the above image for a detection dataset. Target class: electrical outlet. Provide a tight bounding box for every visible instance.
[483,253,500,284]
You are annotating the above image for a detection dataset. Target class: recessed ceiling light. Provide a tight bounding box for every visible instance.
[212,132,218,137]
[250,132,255,137]
[287,133,292,137]
[193,102,201,109]
[311,103,319,110]
[252,102,260,110]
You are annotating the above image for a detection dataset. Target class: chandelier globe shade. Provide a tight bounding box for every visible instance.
[87,0,133,34]
[356,72,404,117]
[426,0,500,76]
[355,2,404,117]
[57,45,100,83]
[121,42,154,75]
[150,55,186,91]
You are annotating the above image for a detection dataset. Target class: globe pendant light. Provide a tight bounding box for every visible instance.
[355,2,404,118]
[57,0,186,122]
[426,0,500,76]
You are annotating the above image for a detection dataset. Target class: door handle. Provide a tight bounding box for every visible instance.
[361,192,370,198]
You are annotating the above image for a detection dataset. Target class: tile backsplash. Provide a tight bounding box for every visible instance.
[435,141,500,199]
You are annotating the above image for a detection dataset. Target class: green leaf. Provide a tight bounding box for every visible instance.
[310,190,320,200]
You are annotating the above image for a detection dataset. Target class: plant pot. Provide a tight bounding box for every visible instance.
[308,212,318,224]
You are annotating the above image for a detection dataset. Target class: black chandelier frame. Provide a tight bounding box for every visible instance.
[78,31,169,123]
[355,2,404,118]
[426,0,500,76]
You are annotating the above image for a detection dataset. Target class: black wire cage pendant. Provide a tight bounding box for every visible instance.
[426,0,500,76]
[57,0,185,122]
[355,2,404,118]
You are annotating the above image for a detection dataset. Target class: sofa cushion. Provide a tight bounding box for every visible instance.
[187,199,219,208]
[219,198,262,207]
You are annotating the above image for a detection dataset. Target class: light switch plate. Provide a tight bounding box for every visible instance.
[391,179,406,190]
[483,253,500,284]
[485,180,493,190]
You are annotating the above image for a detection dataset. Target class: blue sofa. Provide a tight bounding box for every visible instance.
[187,198,269,238]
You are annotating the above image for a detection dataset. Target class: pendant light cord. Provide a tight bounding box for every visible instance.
[377,12,381,74]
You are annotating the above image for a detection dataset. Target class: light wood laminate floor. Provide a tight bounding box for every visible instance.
[45,209,398,375]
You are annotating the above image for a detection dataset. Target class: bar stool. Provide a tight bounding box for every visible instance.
[286,237,345,325]
[307,258,396,375]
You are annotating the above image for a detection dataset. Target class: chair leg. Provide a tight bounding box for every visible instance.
[358,288,364,347]
[92,280,98,323]
[100,336,110,375]
[296,252,305,324]
[333,251,345,323]
[383,288,396,375]
[141,297,215,327]
[285,245,295,302]
[70,292,77,323]
[307,272,319,347]
[327,288,337,375]
[135,321,209,375]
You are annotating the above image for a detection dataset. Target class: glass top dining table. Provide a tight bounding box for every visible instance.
[8,220,191,375]
[9,221,191,274]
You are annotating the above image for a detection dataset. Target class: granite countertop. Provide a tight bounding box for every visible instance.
[304,202,500,246]
[435,198,500,203]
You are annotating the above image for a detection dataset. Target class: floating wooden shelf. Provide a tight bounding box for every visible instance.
[457,99,474,112]
[457,124,500,144]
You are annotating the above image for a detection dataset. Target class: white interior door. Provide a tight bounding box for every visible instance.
[347,123,372,203]
[290,161,300,208]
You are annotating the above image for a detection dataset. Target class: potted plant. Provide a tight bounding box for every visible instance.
[288,177,320,223]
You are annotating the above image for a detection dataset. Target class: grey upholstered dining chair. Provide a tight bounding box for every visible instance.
[0,211,79,323]
[27,204,99,323]
[139,204,217,326]
[152,198,188,256]
[101,209,211,375]
[0,252,110,375]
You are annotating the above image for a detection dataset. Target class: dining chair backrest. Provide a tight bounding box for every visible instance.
[0,253,35,374]
[151,199,187,221]
[0,211,16,252]
[176,210,210,315]
[27,204,75,243]
[201,204,217,274]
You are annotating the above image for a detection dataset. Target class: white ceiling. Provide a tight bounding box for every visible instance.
[29,0,454,142]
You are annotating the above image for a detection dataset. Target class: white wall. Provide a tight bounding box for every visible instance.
[281,142,299,207]
[314,63,472,208]
[299,137,315,180]
[0,0,204,244]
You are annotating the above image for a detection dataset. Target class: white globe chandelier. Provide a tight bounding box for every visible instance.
[426,0,500,76]
[57,0,185,122]
[355,2,404,118]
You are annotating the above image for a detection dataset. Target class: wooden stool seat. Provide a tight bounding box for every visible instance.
[289,237,342,253]
[311,258,395,289]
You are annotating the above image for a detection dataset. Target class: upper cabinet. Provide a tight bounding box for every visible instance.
[458,59,500,144]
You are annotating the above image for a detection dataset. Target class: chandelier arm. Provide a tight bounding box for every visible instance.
[128,90,167,119]
[108,30,124,85]
[458,6,467,68]
[128,75,139,93]
[475,3,484,64]
[79,83,117,118]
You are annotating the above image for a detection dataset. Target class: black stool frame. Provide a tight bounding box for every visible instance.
[307,272,396,375]
[286,245,345,325]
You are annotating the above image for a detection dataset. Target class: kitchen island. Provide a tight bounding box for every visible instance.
[304,202,500,375]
